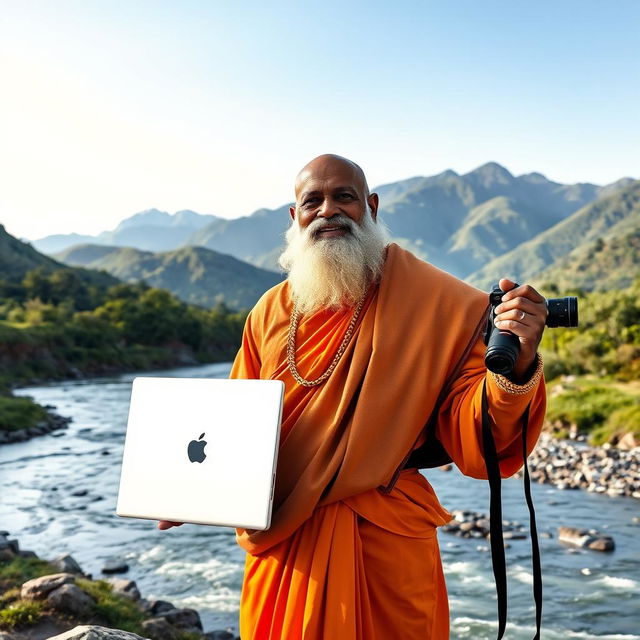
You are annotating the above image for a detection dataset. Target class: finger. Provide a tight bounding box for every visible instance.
[157,521,183,530]
[498,278,517,293]
[495,308,531,326]
[495,296,545,317]
[501,283,546,304]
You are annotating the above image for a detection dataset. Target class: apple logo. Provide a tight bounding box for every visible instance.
[188,432,207,463]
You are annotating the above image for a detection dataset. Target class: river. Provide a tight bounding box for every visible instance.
[1,362,638,639]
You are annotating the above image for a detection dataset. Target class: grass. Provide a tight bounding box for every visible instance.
[76,578,146,635]
[0,556,58,592]
[547,375,640,444]
[0,599,44,629]
[0,393,50,432]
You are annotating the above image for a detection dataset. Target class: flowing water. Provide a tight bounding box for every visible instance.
[1,363,638,639]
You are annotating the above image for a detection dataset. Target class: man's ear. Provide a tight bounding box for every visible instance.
[368,193,379,221]
[289,205,296,221]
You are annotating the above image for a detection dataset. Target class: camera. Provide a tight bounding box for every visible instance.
[484,282,578,375]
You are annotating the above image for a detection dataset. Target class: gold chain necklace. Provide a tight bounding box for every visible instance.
[287,297,366,387]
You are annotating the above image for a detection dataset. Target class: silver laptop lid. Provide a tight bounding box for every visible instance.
[116,377,284,530]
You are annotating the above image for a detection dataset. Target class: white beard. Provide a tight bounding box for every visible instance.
[278,210,389,314]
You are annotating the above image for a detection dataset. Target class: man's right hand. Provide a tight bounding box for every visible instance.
[157,520,184,530]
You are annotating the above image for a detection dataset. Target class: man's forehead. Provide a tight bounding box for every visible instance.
[295,161,366,197]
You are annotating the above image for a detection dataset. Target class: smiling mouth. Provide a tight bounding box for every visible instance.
[314,225,350,237]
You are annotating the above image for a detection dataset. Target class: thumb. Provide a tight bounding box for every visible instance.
[498,278,517,292]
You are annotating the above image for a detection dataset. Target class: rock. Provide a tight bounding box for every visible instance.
[0,548,16,562]
[147,600,176,616]
[72,489,89,497]
[162,607,203,630]
[587,537,615,552]
[18,549,38,558]
[557,526,615,552]
[205,631,236,640]
[22,572,75,599]
[0,537,20,554]
[106,577,141,601]
[52,554,85,575]
[48,625,150,639]
[503,531,527,540]
[617,432,638,450]
[47,583,96,615]
[141,617,181,640]
[102,560,129,574]
[439,464,453,472]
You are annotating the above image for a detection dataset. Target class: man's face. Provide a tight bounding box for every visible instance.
[289,161,379,240]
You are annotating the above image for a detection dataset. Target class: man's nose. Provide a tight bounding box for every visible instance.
[317,197,340,218]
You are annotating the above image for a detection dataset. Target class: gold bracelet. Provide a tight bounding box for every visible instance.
[490,353,544,395]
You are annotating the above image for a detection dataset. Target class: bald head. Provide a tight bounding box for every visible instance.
[294,154,370,199]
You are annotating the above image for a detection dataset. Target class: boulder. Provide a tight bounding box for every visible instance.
[22,572,75,599]
[205,631,236,640]
[106,577,141,601]
[102,561,129,575]
[47,583,96,615]
[146,600,176,616]
[557,526,615,552]
[53,554,85,575]
[49,625,150,639]
[162,607,203,630]
[141,617,181,640]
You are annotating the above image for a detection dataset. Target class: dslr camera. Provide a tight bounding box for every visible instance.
[484,282,578,375]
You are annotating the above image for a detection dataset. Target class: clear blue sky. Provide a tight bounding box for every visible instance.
[1,0,638,239]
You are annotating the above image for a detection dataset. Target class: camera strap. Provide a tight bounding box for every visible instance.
[481,380,541,640]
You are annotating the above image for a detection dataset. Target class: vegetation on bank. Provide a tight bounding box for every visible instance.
[0,556,200,638]
[0,270,246,386]
[0,266,246,436]
[539,276,640,445]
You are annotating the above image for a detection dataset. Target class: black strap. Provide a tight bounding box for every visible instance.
[481,380,507,639]
[522,404,543,639]
[482,382,542,640]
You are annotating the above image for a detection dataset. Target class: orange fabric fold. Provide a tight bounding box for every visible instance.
[229,243,546,639]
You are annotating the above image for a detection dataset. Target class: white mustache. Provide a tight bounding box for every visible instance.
[307,216,355,238]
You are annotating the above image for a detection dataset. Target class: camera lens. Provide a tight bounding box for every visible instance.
[485,332,519,374]
[546,297,578,328]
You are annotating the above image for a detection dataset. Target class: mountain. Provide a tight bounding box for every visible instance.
[0,224,118,287]
[185,204,291,271]
[467,180,640,291]
[28,162,637,286]
[53,244,282,310]
[33,208,219,254]
[534,228,640,293]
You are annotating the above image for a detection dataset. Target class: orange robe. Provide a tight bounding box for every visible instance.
[229,243,546,640]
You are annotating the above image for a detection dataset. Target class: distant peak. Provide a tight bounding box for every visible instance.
[438,169,459,178]
[464,162,514,188]
[520,171,549,183]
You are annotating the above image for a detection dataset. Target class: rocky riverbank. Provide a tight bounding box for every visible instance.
[0,404,71,445]
[0,533,239,640]
[516,432,640,499]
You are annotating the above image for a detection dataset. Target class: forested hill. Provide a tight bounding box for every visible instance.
[53,244,282,311]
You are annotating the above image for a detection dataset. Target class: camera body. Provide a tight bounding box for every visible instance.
[483,283,578,375]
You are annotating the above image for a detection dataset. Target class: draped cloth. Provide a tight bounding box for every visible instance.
[229,243,546,639]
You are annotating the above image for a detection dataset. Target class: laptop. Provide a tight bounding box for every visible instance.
[116,376,284,530]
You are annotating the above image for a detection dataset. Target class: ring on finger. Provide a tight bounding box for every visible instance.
[518,310,526,321]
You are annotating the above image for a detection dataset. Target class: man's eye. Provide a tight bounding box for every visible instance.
[339,193,354,199]
[303,198,319,206]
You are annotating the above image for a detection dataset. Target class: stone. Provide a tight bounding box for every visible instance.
[162,607,203,630]
[205,631,236,640]
[148,600,176,616]
[52,554,85,575]
[102,560,129,574]
[141,617,181,640]
[106,577,141,601]
[47,583,96,615]
[48,625,150,639]
[22,572,75,599]
[72,489,89,497]
[18,550,38,558]
[587,537,615,552]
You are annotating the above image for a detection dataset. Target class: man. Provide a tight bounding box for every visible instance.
[161,154,547,639]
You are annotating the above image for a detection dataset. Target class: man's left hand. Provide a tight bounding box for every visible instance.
[494,278,547,381]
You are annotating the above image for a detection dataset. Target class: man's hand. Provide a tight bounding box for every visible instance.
[157,520,184,530]
[494,278,547,381]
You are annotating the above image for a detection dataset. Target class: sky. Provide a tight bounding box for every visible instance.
[0,0,638,241]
